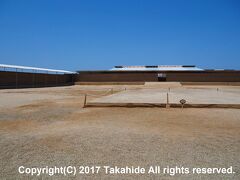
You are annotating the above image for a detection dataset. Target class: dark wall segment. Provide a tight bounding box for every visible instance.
[0,71,74,89]
[76,71,240,82]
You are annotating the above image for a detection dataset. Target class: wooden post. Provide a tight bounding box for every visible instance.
[83,94,87,108]
[166,92,170,108]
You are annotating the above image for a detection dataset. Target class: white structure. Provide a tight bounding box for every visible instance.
[0,64,76,74]
[110,65,203,71]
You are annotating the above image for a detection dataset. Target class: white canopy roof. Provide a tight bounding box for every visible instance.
[110,65,203,71]
[0,64,76,74]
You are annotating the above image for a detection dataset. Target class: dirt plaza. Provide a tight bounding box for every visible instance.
[0,84,239,179]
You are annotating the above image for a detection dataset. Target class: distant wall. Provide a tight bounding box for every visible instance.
[1,70,240,89]
[76,71,240,82]
[166,71,240,82]
[75,71,158,82]
[0,71,74,89]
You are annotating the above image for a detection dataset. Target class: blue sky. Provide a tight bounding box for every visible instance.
[0,0,240,71]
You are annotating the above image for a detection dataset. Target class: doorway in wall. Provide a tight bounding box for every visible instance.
[157,73,166,81]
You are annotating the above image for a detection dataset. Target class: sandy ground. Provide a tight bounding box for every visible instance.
[0,84,240,179]
[91,85,240,104]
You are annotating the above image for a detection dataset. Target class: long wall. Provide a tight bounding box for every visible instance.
[76,71,157,82]
[0,71,74,89]
[1,70,240,89]
[166,71,240,82]
[76,71,240,82]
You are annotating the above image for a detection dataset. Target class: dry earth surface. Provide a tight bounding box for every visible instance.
[0,84,239,179]
[91,83,240,105]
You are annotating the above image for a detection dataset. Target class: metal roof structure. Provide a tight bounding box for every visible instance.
[0,64,76,74]
[110,65,203,71]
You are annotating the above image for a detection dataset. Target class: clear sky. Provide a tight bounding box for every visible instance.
[0,0,240,71]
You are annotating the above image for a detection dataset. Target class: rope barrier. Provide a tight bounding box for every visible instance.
[85,89,112,97]
[80,88,125,97]
[82,89,116,108]
[78,88,113,91]
[78,87,126,92]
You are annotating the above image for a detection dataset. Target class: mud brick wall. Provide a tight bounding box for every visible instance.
[0,71,74,89]
[76,71,240,82]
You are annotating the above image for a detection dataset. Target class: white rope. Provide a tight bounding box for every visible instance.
[86,89,112,97]
[78,88,112,91]
[79,88,128,97]
[78,87,126,92]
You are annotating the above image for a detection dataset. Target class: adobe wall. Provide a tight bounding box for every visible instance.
[166,71,240,82]
[76,71,240,82]
[75,71,158,82]
[0,71,74,89]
